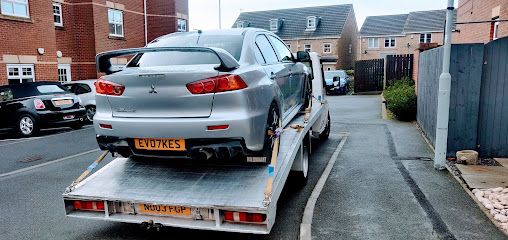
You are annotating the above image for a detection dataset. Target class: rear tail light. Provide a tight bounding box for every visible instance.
[207,125,229,131]
[223,211,266,223]
[99,124,112,129]
[186,75,247,94]
[73,200,105,212]
[34,99,45,110]
[95,77,125,96]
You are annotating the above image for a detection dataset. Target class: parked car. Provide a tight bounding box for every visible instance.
[324,70,350,95]
[0,82,86,137]
[64,80,96,122]
[94,28,312,162]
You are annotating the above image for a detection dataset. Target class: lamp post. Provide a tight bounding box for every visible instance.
[434,0,455,170]
[219,0,222,29]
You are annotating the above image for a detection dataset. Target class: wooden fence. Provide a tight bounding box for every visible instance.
[354,59,384,93]
[386,54,414,86]
[417,39,508,158]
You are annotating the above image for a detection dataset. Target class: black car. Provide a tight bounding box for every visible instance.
[0,82,86,136]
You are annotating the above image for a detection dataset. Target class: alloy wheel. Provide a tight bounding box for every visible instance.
[19,116,34,135]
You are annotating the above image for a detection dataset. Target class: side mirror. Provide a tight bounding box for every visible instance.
[296,51,311,62]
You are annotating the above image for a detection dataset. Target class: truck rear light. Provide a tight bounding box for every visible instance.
[99,124,112,129]
[95,77,125,96]
[223,211,266,223]
[207,125,229,131]
[34,99,46,110]
[73,200,105,211]
[186,75,247,94]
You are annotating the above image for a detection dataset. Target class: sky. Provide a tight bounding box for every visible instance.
[188,0,451,30]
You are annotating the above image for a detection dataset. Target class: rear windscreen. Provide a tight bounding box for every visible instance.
[36,84,69,95]
[127,34,244,68]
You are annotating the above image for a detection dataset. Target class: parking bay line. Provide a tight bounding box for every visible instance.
[300,133,349,240]
[0,149,100,180]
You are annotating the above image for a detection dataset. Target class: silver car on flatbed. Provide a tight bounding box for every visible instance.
[94,28,311,162]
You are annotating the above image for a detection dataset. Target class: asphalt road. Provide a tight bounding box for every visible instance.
[0,111,342,240]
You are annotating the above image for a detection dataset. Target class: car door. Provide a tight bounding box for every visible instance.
[266,35,305,111]
[0,87,16,130]
[254,34,291,114]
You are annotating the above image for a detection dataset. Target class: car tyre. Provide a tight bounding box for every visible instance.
[258,103,281,164]
[290,143,310,187]
[86,105,96,122]
[17,114,39,137]
[319,113,331,141]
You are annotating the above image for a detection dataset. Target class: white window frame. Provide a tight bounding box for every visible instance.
[1,0,29,18]
[6,64,35,84]
[177,18,187,32]
[108,8,124,37]
[323,43,331,53]
[53,2,63,27]
[304,44,312,52]
[57,64,71,84]
[236,21,244,28]
[368,38,379,48]
[420,33,432,43]
[306,16,317,30]
[493,21,500,40]
[270,19,279,31]
[384,37,396,48]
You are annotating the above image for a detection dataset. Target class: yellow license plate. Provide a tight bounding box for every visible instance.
[54,99,73,106]
[134,138,186,151]
[138,204,191,216]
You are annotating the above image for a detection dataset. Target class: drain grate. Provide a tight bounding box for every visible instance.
[20,155,43,163]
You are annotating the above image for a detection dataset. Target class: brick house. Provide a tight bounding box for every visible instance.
[357,10,449,61]
[0,0,188,86]
[454,0,507,43]
[232,5,358,70]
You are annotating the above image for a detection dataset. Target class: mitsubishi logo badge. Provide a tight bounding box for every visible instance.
[149,84,158,94]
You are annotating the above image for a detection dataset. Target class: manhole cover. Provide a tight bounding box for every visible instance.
[20,155,43,163]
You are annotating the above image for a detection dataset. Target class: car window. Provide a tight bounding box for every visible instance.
[36,84,69,95]
[75,84,92,95]
[254,44,266,64]
[255,35,278,64]
[128,51,221,68]
[267,35,293,62]
[149,34,244,61]
[0,88,13,102]
[64,84,76,93]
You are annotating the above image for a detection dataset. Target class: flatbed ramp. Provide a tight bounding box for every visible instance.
[63,100,324,234]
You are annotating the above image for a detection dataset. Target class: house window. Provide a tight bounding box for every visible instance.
[270,19,279,31]
[237,21,244,28]
[6,64,34,85]
[323,43,331,53]
[349,44,352,54]
[420,33,432,43]
[53,2,62,27]
[177,18,187,32]
[304,44,311,52]
[57,64,71,83]
[306,16,317,30]
[384,37,396,48]
[1,0,29,18]
[108,9,124,37]
[368,38,379,48]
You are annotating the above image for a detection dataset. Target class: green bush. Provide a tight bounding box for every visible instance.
[384,78,417,121]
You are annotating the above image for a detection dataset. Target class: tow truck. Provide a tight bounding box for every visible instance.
[62,52,331,234]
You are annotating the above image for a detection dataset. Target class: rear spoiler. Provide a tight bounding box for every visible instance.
[96,47,240,75]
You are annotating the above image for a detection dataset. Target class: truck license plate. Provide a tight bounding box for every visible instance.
[134,138,186,151]
[138,204,191,216]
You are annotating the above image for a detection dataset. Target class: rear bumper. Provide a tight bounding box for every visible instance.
[37,108,87,128]
[94,109,267,154]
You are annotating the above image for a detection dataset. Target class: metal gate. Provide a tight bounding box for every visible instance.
[354,58,384,93]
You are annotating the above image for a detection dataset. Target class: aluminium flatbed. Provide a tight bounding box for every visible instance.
[62,99,325,234]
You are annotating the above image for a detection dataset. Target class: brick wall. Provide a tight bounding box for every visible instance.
[0,0,186,85]
[336,8,358,69]
[0,0,58,85]
[454,0,507,43]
